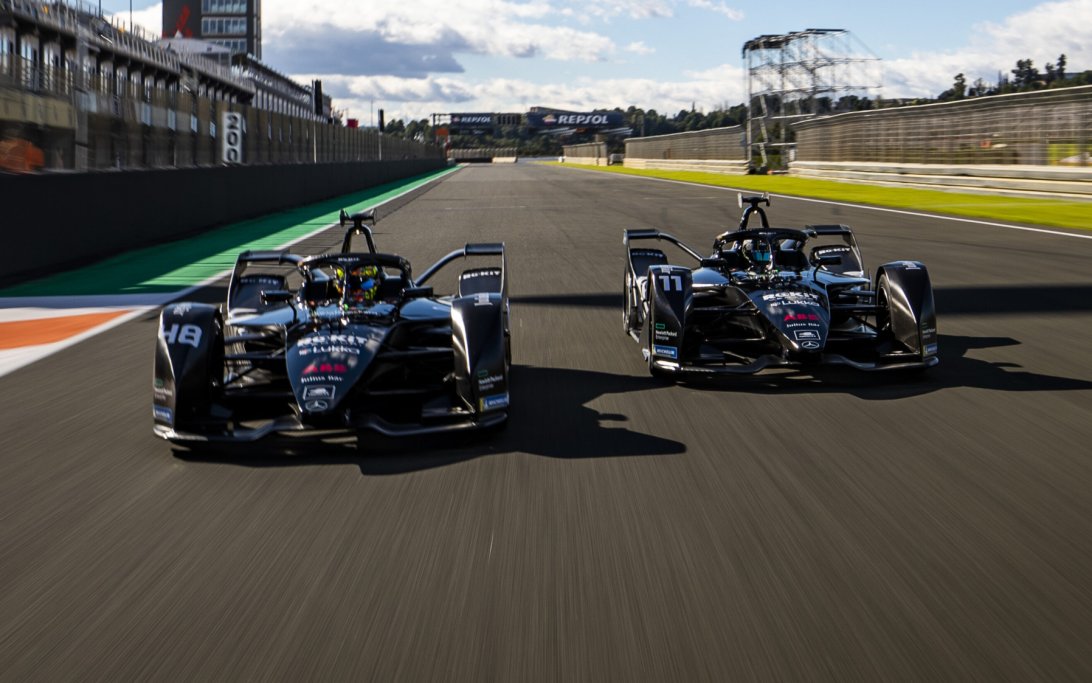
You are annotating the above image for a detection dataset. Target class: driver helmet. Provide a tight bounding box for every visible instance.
[748,238,773,270]
[346,265,381,306]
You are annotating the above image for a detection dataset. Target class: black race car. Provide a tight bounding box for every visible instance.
[153,210,510,443]
[623,194,938,378]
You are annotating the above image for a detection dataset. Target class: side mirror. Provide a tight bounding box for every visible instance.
[339,209,349,227]
[260,289,294,305]
[402,286,433,299]
[700,257,725,269]
[302,280,336,307]
[816,254,843,267]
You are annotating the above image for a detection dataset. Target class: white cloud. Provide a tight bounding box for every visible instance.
[316,64,748,122]
[686,0,744,21]
[883,0,1092,97]
[626,41,655,55]
[262,0,618,65]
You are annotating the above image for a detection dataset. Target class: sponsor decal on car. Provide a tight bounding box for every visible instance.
[302,385,336,400]
[298,334,371,347]
[653,322,678,340]
[162,322,203,348]
[801,340,821,350]
[477,373,504,391]
[480,393,509,411]
[462,269,501,279]
[171,303,193,316]
[762,292,820,303]
[653,344,678,359]
[925,343,938,356]
[305,399,329,411]
[153,405,173,423]
[783,312,821,322]
[239,276,283,286]
[794,330,819,341]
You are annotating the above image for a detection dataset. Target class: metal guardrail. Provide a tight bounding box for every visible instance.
[793,86,1092,166]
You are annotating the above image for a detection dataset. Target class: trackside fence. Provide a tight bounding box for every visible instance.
[623,126,748,174]
[792,86,1092,166]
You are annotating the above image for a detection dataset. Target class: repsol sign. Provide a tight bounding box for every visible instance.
[528,112,623,128]
[450,113,494,128]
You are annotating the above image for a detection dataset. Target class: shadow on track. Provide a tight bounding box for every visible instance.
[679,333,1092,399]
[173,364,685,475]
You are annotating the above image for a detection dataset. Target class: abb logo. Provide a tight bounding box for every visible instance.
[784,312,820,322]
[303,363,348,375]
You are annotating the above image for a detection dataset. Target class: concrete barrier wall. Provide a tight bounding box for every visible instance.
[1,158,445,282]
[790,160,1092,199]
[623,158,749,174]
[562,156,608,167]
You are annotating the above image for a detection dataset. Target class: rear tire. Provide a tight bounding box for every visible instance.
[875,273,892,342]
[623,269,637,334]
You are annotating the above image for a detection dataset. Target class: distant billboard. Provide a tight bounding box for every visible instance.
[526,112,624,129]
[449,113,494,131]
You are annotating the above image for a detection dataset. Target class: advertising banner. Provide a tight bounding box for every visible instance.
[526,112,624,129]
[449,113,494,130]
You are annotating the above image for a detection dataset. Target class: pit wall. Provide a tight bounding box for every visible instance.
[1,158,445,282]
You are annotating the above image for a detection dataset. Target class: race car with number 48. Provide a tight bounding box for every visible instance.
[153,209,510,443]
[623,194,938,379]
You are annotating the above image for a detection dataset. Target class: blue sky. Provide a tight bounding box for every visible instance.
[107,0,1091,123]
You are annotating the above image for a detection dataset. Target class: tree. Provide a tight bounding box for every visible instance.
[1011,58,1040,88]
[1057,53,1067,81]
[968,77,991,97]
[938,73,967,101]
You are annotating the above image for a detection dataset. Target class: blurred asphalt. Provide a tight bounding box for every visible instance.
[1,163,1091,681]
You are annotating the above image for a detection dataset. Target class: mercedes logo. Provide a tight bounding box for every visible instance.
[305,399,329,411]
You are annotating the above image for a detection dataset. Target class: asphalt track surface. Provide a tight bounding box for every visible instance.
[2,164,1091,681]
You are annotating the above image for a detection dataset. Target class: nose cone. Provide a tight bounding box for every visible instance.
[287,326,388,415]
[750,290,830,351]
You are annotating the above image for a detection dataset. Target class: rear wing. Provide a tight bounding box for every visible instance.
[227,250,305,313]
[805,224,854,236]
[623,229,703,262]
[416,243,507,299]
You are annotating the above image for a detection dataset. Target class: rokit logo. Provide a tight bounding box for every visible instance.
[299,334,371,347]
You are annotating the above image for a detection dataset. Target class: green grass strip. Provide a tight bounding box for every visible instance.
[1,166,459,297]
[547,163,1091,231]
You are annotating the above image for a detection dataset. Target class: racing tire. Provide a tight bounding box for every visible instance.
[623,269,637,335]
[875,273,893,344]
